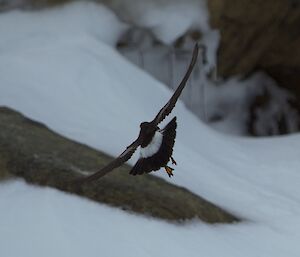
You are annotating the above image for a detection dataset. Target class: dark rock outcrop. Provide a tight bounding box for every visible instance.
[208,0,300,99]
[0,106,239,223]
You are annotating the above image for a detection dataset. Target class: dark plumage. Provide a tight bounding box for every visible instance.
[130,117,177,176]
[81,44,199,183]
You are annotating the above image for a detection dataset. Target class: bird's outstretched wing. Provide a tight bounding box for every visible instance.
[80,138,141,183]
[151,43,199,126]
[78,44,198,184]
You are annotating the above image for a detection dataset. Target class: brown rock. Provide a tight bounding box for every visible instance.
[208,0,300,98]
[0,107,239,223]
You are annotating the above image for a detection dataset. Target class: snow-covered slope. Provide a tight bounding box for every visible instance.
[1,2,300,257]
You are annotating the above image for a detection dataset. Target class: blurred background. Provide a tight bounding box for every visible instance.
[1,1,300,257]
[2,0,299,137]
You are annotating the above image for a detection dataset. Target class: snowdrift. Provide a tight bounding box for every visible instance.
[0,2,300,257]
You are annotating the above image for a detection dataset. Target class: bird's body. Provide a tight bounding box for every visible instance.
[140,130,163,158]
[131,117,177,177]
[81,44,199,183]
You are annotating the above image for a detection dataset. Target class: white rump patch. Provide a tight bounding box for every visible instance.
[140,131,163,158]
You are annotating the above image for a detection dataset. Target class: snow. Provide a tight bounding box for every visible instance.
[205,73,300,135]
[108,0,210,43]
[136,0,220,73]
[133,1,210,44]
[0,1,127,48]
[114,0,298,136]
[1,2,300,257]
[1,179,300,257]
[114,0,219,70]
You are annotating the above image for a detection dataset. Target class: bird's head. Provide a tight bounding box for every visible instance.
[140,122,154,134]
[140,121,150,129]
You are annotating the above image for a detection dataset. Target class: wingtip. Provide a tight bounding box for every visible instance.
[194,42,199,54]
[190,43,199,66]
[195,42,207,65]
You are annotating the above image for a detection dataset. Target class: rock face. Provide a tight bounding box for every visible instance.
[0,107,239,223]
[208,0,300,99]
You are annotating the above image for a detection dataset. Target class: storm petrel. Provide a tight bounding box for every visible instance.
[82,44,199,182]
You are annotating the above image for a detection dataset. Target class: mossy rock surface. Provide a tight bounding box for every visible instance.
[0,106,239,223]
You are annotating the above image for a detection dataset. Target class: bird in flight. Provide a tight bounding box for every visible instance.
[82,44,199,183]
